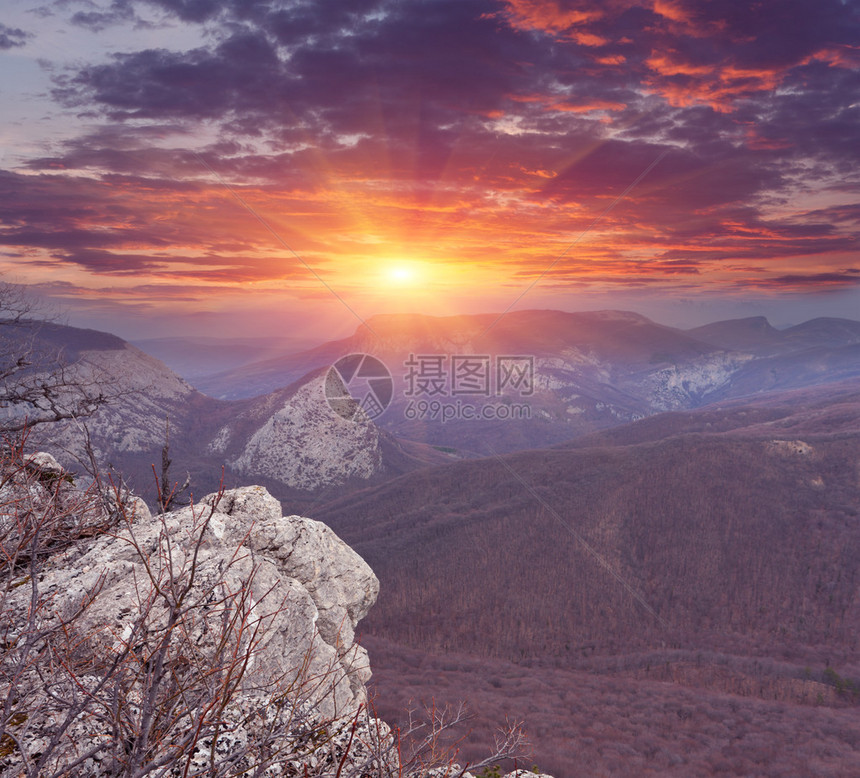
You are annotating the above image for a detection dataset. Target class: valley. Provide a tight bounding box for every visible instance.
[316,387,860,774]
[4,308,860,776]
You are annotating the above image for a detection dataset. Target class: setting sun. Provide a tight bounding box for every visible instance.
[381,262,423,287]
[387,265,415,284]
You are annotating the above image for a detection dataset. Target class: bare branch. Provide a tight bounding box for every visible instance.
[1,440,531,777]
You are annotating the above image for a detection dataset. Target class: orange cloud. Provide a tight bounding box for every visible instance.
[570,30,609,47]
[651,0,690,24]
[645,53,713,77]
[651,0,728,38]
[644,54,786,112]
[502,0,603,34]
[507,92,626,114]
[803,45,860,69]
[548,99,627,113]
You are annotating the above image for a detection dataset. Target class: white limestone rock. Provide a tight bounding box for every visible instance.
[426,768,553,778]
[10,485,378,719]
[226,374,383,491]
[23,451,65,475]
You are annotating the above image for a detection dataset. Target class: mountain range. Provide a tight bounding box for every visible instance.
[183,310,860,455]
[8,309,860,497]
[5,309,860,775]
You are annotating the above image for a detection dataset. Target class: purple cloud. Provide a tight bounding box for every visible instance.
[0,0,856,310]
[0,22,30,49]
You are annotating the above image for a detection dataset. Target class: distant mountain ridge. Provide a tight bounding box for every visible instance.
[183,309,860,455]
[689,315,860,354]
[194,309,713,399]
[9,309,860,498]
[687,316,784,352]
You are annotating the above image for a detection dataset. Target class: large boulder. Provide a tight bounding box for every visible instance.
[31,484,379,718]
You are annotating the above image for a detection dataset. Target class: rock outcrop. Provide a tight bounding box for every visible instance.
[210,373,384,491]
[20,483,378,719]
[0,452,553,777]
[0,455,385,775]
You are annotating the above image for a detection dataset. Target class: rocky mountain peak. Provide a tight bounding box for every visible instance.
[214,371,384,491]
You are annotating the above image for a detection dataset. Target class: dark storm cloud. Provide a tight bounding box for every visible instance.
[40,248,306,281]
[54,32,281,119]
[0,228,156,252]
[22,126,264,185]
[536,139,780,210]
[0,168,307,278]
[749,64,860,167]
[69,0,140,31]
[45,248,163,273]
[56,0,538,132]
[663,0,857,67]
[803,204,860,226]
[0,169,181,250]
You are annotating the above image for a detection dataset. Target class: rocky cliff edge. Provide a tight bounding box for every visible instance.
[1,452,552,777]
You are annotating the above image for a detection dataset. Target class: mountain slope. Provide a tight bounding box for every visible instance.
[783,317,860,350]
[561,378,860,447]
[1,320,199,453]
[3,321,443,502]
[319,425,860,663]
[185,310,860,455]
[315,383,860,775]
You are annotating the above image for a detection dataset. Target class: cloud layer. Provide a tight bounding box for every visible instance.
[1,0,859,332]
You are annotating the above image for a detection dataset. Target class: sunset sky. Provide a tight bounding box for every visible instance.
[1,0,859,340]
